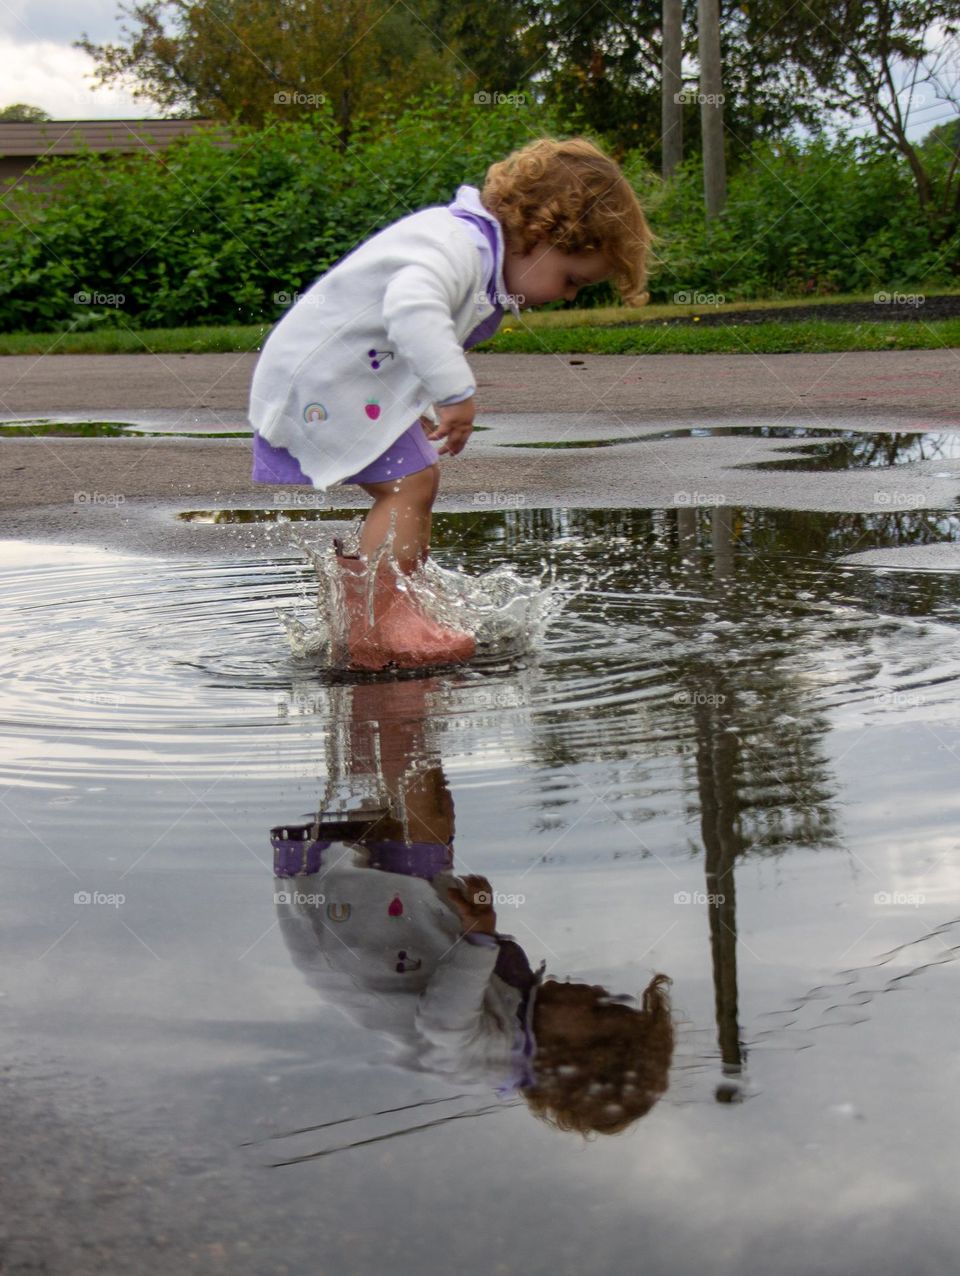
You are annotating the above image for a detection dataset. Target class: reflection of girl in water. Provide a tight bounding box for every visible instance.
[274,822,673,1137]
[446,874,674,1135]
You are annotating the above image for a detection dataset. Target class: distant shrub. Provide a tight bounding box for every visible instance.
[0,103,954,332]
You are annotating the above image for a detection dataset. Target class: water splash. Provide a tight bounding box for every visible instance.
[280,522,565,667]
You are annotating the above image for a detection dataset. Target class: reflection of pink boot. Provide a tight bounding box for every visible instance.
[332,543,475,671]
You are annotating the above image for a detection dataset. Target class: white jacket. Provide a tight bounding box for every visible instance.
[275,859,534,1085]
[248,186,520,489]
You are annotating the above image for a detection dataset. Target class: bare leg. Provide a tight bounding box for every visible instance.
[357,464,439,574]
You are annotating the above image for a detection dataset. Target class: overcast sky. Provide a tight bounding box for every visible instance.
[1,0,161,118]
[1,0,955,136]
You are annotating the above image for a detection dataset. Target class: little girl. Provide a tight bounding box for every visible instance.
[249,135,651,670]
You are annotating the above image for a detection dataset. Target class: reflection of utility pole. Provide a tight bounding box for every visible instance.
[695,691,743,1085]
[675,506,745,1096]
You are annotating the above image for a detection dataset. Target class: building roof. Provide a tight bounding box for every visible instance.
[0,119,231,157]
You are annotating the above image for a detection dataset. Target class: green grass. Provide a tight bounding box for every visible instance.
[0,290,958,356]
[0,325,268,356]
[487,318,960,355]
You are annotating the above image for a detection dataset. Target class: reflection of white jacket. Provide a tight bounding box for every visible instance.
[274,857,526,1082]
[248,185,519,489]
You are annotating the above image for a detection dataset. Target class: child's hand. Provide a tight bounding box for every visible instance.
[447,873,497,935]
[427,397,475,457]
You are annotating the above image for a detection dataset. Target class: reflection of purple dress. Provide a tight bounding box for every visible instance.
[252,192,507,487]
[272,827,542,1092]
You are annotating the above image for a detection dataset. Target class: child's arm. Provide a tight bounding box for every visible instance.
[415,875,500,1050]
[445,873,497,935]
[382,250,478,410]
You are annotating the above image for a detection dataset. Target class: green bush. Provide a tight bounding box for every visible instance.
[0,90,561,333]
[0,101,955,332]
[640,134,958,303]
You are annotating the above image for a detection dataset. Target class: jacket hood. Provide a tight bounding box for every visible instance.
[451,184,521,319]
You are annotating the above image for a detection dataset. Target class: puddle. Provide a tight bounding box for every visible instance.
[0,418,248,438]
[3,506,960,1272]
[502,435,653,449]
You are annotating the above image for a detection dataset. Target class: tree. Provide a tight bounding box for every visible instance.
[0,104,52,121]
[744,0,960,233]
[77,0,457,144]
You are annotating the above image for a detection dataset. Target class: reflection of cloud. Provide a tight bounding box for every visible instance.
[0,37,159,119]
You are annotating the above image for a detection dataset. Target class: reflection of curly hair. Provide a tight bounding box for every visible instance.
[524,974,674,1136]
[481,137,651,307]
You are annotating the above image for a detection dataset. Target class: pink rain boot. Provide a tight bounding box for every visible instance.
[332,542,475,671]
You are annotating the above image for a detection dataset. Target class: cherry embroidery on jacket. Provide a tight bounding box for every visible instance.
[368,349,394,371]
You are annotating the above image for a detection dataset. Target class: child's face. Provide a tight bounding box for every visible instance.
[502,237,611,309]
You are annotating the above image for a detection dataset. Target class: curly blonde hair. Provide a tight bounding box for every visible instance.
[481,136,651,307]
[524,973,674,1136]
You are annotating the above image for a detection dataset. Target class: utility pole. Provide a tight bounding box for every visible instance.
[696,0,726,216]
[661,0,683,178]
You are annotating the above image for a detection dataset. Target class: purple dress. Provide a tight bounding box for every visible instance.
[251,201,506,487]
